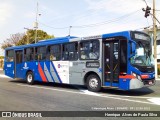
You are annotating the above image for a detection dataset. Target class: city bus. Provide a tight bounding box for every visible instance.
[4,31,155,92]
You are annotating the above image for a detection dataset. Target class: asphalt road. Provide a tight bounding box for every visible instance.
[0,70,160,120]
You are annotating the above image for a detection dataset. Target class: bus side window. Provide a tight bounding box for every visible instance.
[80,40,99,60]
[90,40,99,59]
[35,46,46,61]
[47,44,61,61]
[24,48,34,61]
[63,42,78,61]
[6,50,14,62]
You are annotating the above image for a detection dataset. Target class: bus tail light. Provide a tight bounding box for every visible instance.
[141,75,149,79]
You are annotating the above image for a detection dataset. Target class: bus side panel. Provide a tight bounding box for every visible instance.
[69,61,102,85]
[16,63,24,79]
[22,61,43,82]
[119,78,130,90]
[4,62,15,78]
[69,61,84,85]
[52,61,69,84]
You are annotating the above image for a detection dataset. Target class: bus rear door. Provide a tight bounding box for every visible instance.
[4,50,15,78]
[15,50,23,78]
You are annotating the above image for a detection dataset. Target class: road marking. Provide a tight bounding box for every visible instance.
[147,98,160,105]
[0,74,10,78]
[76,87,160,99]
[75,86,160,99]
[95,93,160,99]
[17,84,159,106]
[81,90,101,96]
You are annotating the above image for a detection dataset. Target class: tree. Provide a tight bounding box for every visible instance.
[16,29,54,45]
[1,29,54,49]
[1,33,25,49]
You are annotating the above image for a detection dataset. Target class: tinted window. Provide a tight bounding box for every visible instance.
[80,40,99,60]
[47,45,61,61]
[35,46,46,61]
[24,48,34,61]
[16,51,23,64]
[63,42,78,61]
[6,50,14,62]
[120,40,127,73]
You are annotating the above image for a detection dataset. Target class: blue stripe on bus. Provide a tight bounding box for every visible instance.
[51,62,62,83]
[49,70,55,82]
[46,62,55,82]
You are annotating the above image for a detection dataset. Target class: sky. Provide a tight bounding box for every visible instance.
[0,0,160,55]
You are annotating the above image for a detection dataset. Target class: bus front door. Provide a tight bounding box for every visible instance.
[103,40,119,87]
[15,50,23,78]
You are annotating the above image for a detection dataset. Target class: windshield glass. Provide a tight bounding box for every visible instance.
[130,41,153,66]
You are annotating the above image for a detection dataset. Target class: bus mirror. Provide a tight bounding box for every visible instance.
[130,40,136,58]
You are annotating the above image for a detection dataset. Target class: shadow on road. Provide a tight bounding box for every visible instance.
[9,79,82,90]
[9,79,155,96]
[101,87,154,96]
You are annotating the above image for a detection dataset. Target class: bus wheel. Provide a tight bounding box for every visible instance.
[26,72,34,85]
[86,74,101,92]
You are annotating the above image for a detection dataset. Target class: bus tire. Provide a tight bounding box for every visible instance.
[86,74,101,92]
[26,71,34,85]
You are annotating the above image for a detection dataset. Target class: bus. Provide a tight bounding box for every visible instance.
[4,31,155,92]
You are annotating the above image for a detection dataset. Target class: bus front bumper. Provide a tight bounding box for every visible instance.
[129,78,155,89]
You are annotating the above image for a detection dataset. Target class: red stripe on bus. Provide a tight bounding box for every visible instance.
[38,63,47,82]
[119,75,135,79]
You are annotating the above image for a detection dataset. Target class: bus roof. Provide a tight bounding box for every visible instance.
[5,30,147,51]
[5,36,78,50]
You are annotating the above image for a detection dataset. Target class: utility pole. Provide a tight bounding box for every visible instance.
[34,2,39,43]
[153,0,157,79]
[68,26,72,36]
[24,27,30,44]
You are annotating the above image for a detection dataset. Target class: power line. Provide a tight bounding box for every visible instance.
[39,22,69,29]
[39,9,141,29]
[134,25,153,31]
[72,9,141,28]
[142,0,148,6]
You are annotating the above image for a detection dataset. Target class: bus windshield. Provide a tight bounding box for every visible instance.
[130,31,153,66]
[130,41,152,66]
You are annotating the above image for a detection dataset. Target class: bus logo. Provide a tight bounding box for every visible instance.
[23,62,29,69]
[7,64,11,67]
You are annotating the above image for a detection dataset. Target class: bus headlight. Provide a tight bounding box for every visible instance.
[132,73,136,77]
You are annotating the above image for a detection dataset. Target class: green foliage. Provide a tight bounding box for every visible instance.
[0,56,4,59]
[16,29,54,46]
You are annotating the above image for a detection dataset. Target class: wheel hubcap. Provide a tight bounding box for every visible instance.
[89,78,98,89]
[27,74,32,83]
